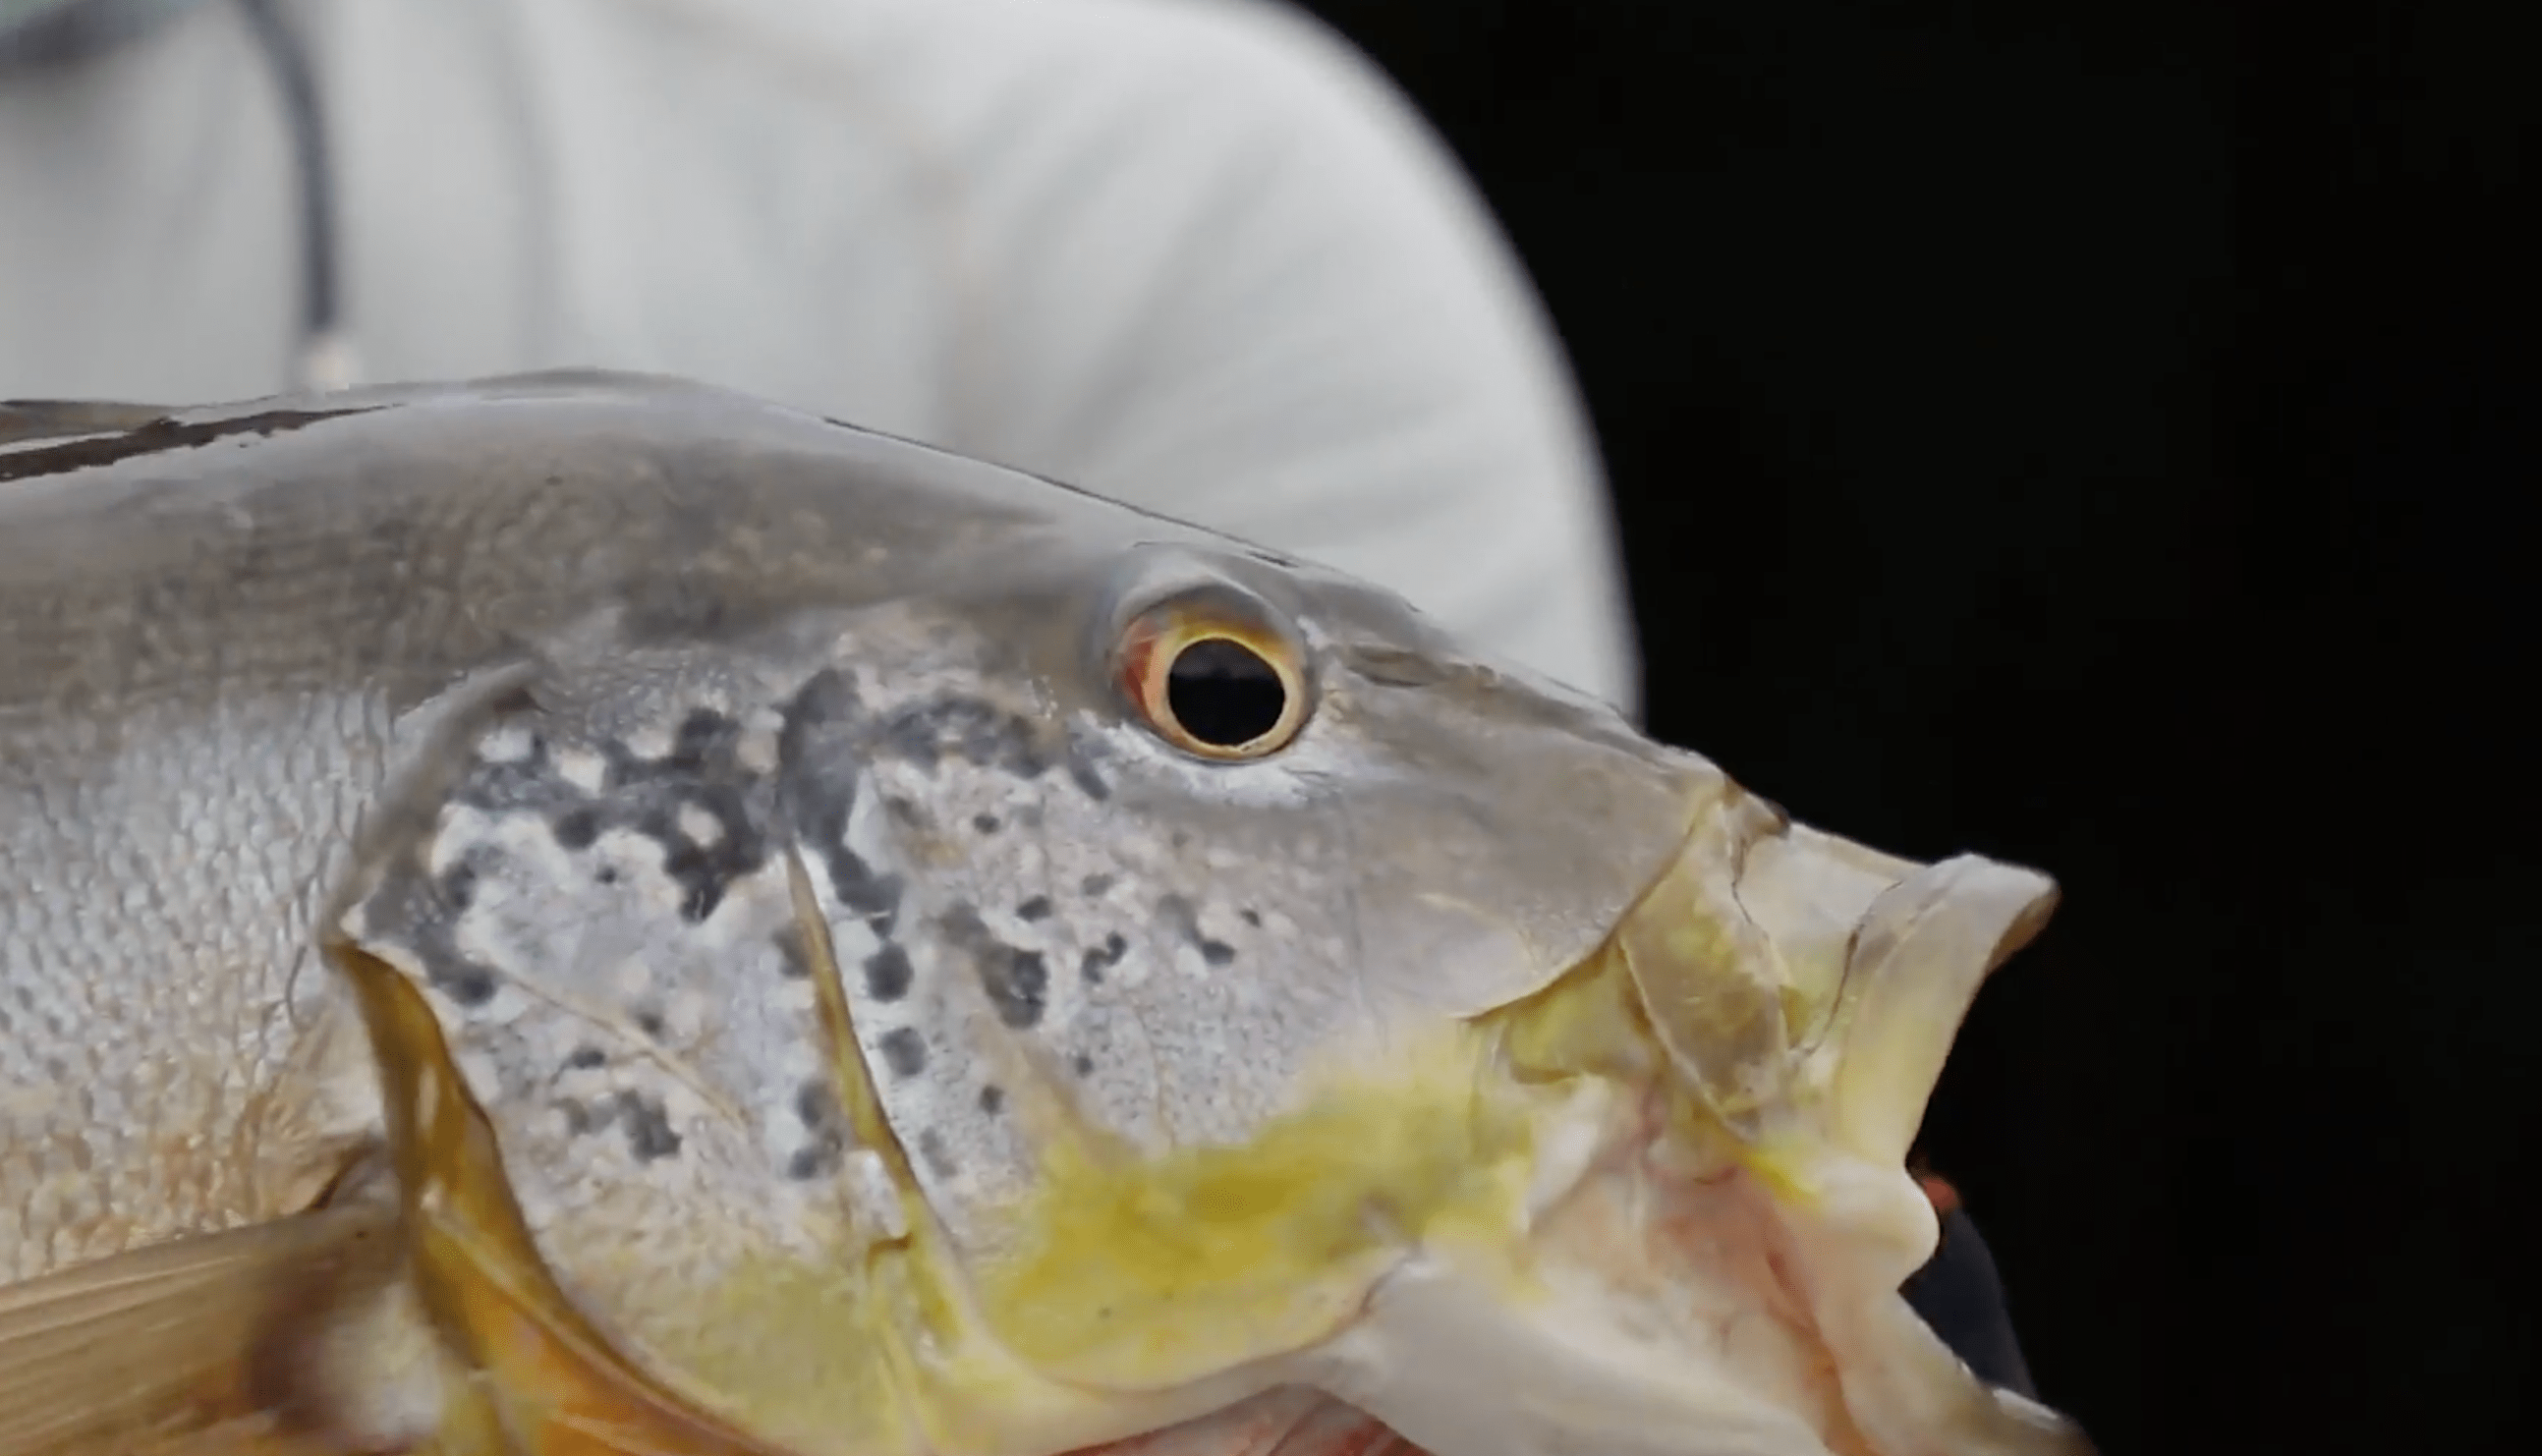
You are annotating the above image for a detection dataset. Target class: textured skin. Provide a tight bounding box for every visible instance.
[0,372,1712,1447]
[0,374,1164,1271]
[0,689,382,1280]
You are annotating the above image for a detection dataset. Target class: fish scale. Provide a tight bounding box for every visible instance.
[0,686,390,1280]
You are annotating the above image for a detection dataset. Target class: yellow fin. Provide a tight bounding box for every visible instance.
[0,1203,396,1456]
[331,938,789,1455]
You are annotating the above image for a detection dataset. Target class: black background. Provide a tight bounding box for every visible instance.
[1296,3,2534,1453]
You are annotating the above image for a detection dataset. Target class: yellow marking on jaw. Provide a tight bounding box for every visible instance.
[967,1032,1546,1390]
[761,862,1571,1426]
[1496,942,1658,1089]
[677,849,1259,1456]
[1485,936,1831,1209]
[1729,1135,1830,1209]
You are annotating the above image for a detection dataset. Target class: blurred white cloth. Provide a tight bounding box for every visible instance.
[0,0,1637,708]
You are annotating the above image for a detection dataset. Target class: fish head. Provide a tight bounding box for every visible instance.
[785,524,2086,1456]
[276,376,2088,1456]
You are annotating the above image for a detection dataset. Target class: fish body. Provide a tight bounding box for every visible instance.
[0,375,2090,1456]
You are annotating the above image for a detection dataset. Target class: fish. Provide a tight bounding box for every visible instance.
[0,372,2093,1456]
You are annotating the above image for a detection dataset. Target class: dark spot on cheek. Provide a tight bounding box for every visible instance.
[974,813,1000,834]
[1240,909,1261,927]
[882,710,941,767]
[880,697,1049,777]
[558,1096,602,1135]
[979,1086,1006,1115]
[943,904,1049,1027]
[1071,1053,1095,1078]
[678,878,722,922]
[787,1079,849,1180]
[447,724,567,815]
[917,1128,957,1178]
[1080,931,1128,986]
[864,944,913,1001]
[878,1027,929,1079]
[772,924,815,980]
[796,1080,839,1127]
[826,849,904,938]
[1066,737,1111,802]
[566,1045,606,1071]
[1017,895,1050,922]
[980,948,1048,1030]
[1082,873,1114,897]
[552,807,601,851]
[774,667,872,897]
[431,963,497,1008]
[777,668,860,751]
[1158,893,1234,969]
[620,1093,682,1161]
[554,1091,678,1158]
[638,790,761,925]
[788,1145,844,1180]
[634,1009,665,1039]
[670,708,737,768]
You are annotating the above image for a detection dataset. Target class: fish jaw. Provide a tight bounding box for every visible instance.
[1297,802,2093,1456]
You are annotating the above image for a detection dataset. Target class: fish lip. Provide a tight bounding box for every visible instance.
[1399,793,2094,1456]
[1598,776,2063,1180]
[1639,821,2086,1456]
[1703,1152,2099,1456]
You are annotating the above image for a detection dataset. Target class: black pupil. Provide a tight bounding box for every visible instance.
[1164,638,1287,748]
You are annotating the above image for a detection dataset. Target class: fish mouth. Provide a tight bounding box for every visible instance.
[1304,781,2094,1456]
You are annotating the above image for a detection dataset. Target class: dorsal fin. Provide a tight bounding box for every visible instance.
[0,400,373,485]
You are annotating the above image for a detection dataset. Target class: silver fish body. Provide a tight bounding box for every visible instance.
[0,374,2089,1456]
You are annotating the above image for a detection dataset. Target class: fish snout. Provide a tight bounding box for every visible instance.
[1317,787,2091,1456]
[1615,801,2086,1455]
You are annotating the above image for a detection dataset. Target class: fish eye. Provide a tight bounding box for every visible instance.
[1117,600,1310,759]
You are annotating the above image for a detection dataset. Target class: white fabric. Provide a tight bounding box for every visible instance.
[1,0,1637,708]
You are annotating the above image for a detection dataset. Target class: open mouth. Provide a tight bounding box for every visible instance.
[1296,778,2095,1456]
